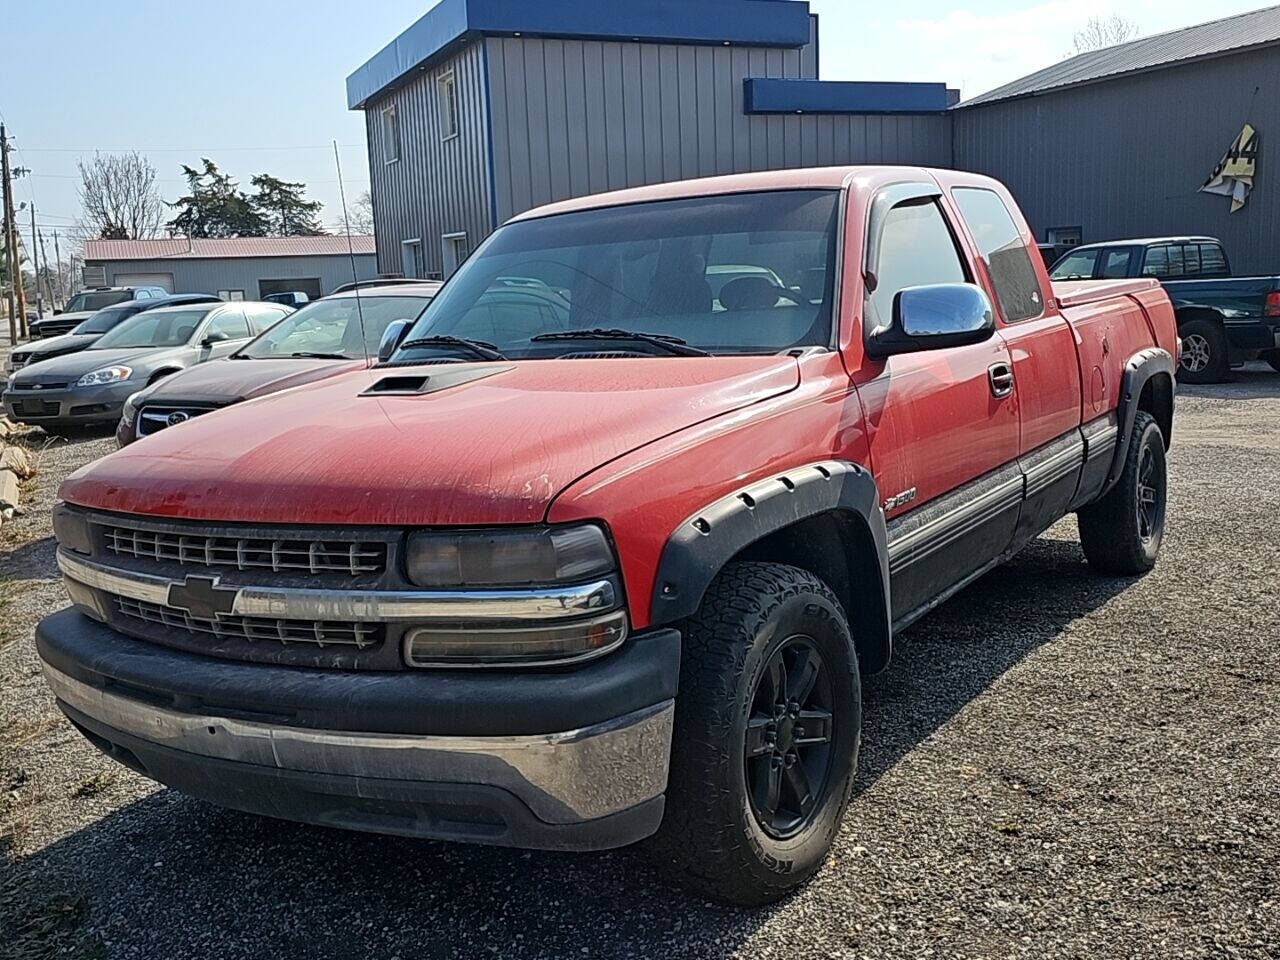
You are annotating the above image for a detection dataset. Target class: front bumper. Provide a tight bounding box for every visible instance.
[36,608,680,850]
[3,380,136,426]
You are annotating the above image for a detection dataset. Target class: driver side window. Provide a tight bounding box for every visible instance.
[868,200,967,335]
[205,306,250,340]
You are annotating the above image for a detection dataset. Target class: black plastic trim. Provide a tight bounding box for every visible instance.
[36,607,680,738]
[650,459,889,632]
[1103,348,1175,495]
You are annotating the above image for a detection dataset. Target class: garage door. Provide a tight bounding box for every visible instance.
[115,273,174,292]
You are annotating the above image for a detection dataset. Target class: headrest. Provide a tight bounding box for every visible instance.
[719,276,782,311]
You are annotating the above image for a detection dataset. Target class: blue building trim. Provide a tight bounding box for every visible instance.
[348,0,813,109]
[743,79,951,114]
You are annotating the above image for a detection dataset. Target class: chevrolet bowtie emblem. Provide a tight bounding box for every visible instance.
[167,575,238,621]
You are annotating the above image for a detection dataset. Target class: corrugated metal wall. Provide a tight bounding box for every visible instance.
[484,32,951,221]
[954,47,1280,275]
[364,41,494,278]
[93,254,378,298]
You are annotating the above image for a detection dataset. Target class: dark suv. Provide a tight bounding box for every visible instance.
[31,286,171,338]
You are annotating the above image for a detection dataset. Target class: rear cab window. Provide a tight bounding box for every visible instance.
[951,187,1044,322]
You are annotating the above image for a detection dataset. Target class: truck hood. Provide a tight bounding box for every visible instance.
[62,356,800,525]
[12,346,182,383]
[142,356,366,406]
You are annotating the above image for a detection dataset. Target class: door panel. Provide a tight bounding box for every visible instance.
[860,334,1020,622]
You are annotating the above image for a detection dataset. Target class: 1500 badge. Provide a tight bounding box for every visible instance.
[883,487,918,511]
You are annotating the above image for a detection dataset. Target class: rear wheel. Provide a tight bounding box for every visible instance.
[649,561,861,906]
[1177,317,1229,383]
[1078,410,1167,575]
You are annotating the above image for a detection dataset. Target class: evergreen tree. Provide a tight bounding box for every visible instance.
[167,159,267,237]
[250,174,325,236]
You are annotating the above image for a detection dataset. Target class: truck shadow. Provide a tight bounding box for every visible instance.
[5,534,1138,959]
[1178,363,1280,400]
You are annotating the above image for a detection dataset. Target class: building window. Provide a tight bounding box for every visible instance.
[438,71,459,140]
[381,105,400,163]
[1046,226,1081,247]
[217,289,245,301]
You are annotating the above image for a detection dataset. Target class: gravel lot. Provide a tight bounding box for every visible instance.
[1,363,1277,959]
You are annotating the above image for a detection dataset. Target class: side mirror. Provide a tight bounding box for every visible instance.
[377,319,412,363]
[867,283,995,359]
[201,330,230,346]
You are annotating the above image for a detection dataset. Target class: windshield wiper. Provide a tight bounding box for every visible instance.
[530,328,710,357]
[288,351,350,360]
[398,335,507,360]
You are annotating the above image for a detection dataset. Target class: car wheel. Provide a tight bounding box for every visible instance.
[1078,411,1167,575]
[1177,318,1229,383]
[648,561,861,906]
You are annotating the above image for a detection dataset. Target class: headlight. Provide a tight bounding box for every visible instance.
[76,366,133,387]
[402,524,627,667]
[120,390,146,426]
[404,524,615,587]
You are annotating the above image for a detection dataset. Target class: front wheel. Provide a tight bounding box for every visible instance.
[648,561,861,906]
[1078,410,1168,575]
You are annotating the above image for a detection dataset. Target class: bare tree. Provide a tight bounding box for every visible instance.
[332,189,374,234]
[1073,14,1139,53]
[77,152,165,239]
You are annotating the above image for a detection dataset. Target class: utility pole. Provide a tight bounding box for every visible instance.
[29,203,43,320]
[38,229,53,311]
[52,230,63,308]
[0,123,25,343]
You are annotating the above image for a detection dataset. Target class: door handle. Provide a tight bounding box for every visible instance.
[988,362,1015,398]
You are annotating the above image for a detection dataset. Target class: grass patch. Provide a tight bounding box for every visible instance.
[70,774,115,800]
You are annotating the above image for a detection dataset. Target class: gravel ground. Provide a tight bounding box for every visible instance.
[1,363,1277,959]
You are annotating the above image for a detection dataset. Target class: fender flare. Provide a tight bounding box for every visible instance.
[649,460,891,663]
[1104,347,1175,493]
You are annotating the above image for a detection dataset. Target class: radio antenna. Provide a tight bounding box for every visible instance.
[333,140,370,365]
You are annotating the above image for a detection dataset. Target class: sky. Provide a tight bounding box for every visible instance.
[4,0,1270,256]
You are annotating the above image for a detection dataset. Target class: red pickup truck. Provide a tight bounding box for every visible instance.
[39,167,1176,906]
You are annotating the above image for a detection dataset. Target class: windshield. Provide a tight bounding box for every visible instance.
[75,304,139,335]
[391,190,841,362]
[1049,249,1099,280]
[91,308,210,349]
[64,290,132,312]
[237,295,433,360]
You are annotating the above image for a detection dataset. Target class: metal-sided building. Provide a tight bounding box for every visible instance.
[952,5,1280,275]
[82,236,378,301]
[346,0,956,279]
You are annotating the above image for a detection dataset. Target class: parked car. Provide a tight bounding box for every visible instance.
[263,291,310,308]
[39,167,1176,906]
[1049,236,1280,382]
[5,300,290,432]
[30,285,171,338]
[116,282,441,445]
[8,294,221,374]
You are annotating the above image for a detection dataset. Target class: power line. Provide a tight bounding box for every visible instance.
[19,143,367,154]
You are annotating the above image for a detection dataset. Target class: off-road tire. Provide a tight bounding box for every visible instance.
[648,561,861,906]
[1262,349,1280,374]
[1078,411,1167,575]
[1177,317,1230,383]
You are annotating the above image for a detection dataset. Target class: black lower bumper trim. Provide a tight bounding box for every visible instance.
[61,703,665,851]
[37,608,680,737]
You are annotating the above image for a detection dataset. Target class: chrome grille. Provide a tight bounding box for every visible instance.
[136,406,211,437]
[116,596,382,648]
[103,525,387,575]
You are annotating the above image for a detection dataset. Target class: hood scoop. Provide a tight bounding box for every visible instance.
[360,363,514,397]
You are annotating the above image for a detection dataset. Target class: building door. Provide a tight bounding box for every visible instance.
[442,232,468,278]
[401,239,424,279]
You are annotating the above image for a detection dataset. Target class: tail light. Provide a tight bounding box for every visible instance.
[1266,291,1280,316]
